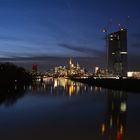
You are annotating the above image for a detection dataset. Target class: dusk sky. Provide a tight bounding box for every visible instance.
[0,0,140,70]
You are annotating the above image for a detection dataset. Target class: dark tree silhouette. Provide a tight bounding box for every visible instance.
[0,62,32,86]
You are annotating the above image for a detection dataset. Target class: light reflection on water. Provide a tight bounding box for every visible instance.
[0,78,140,140]
[29,78,103,96]
[101,90,127,140]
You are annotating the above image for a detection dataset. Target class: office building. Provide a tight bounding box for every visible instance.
[108,29,127,77]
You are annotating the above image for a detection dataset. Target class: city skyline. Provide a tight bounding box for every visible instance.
[0,0,140,70]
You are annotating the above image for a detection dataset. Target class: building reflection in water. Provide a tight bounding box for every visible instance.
[30,78,101,96]
[48,78,84,96]
[101,90,127,140]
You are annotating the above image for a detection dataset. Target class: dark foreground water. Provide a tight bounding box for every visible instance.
[0,78,140,140]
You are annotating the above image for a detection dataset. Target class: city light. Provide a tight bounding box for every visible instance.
[101,123,106,134]
[120,102,127,112]
[120,52,127,54]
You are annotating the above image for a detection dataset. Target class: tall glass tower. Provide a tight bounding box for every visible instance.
[108,29,127,77]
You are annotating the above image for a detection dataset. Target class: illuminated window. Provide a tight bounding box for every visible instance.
[120,52,127,54]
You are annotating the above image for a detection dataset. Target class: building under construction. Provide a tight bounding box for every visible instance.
[108,29,128,77]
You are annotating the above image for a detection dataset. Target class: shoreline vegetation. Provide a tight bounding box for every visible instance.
[0,62,32,106]
[0,62,32,87]
[70,77,140,92]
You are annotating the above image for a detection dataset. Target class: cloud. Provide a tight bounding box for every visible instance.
[0,56,105,72]
[0,35,22,41]
[58,43,104,57]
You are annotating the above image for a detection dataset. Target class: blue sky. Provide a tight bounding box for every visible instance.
[0,0,140,69]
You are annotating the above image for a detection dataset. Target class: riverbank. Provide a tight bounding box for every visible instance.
[0,63,32,87]
[70,77,140,92]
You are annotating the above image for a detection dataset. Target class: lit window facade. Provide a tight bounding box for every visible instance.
[108,29,127,77]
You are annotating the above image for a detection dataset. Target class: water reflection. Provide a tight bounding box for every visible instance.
[0,78,140,139]
[30,78,100,96]
[0,85,27,107]
[0,78,67,107]
[101,90,127,140]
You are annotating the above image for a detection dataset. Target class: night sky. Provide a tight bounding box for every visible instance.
[0,0,140,70]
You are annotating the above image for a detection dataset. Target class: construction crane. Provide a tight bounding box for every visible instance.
[118,16,130,30]
[102,19,112,72]
[102,19,112,34]
[102,16,130,73]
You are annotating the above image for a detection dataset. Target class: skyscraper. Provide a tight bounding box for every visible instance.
[108,29,127,77]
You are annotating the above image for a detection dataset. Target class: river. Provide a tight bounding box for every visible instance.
[0,78,140,140]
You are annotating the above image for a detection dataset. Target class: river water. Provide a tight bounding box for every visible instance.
[0,78,140,140]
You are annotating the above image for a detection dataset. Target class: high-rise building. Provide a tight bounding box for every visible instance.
[108,29,127,77]
[32,64,38,75]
